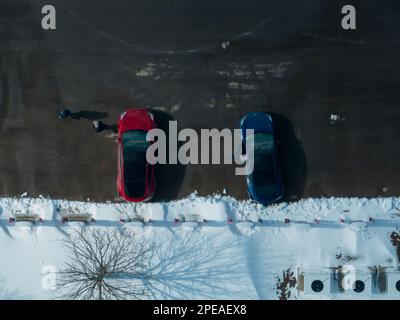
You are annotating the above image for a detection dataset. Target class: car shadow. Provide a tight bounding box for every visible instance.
[269,112,307,202]
[150,110,186,202]
[71,110,109,120]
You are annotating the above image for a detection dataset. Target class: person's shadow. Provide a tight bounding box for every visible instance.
[269,112,307,202]
[69,110,117,133]
[150,110,186,201]
[102,124,118,133]
[70,110,109,120]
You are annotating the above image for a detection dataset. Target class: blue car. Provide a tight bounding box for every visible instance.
[239,112,284,205]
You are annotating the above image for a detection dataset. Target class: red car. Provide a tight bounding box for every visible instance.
[117,108,156,202]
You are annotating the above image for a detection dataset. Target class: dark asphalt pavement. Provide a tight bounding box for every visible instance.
[0,0,400,201]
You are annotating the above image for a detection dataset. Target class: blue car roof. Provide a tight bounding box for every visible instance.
[240,112,274,133]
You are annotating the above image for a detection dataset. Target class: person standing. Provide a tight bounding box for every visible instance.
[92,120,105,132]
[58,109,72,119]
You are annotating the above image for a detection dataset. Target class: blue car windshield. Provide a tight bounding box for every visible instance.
[246,132,277,196]
[122,130,148,198]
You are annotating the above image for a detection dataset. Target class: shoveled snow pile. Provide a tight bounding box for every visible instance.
[0,192,399,300]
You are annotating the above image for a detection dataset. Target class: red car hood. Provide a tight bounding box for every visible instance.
[119,108,155,133]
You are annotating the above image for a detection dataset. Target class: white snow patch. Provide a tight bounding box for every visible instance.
[255,62,293,78]
[0,194,399,299]
[135,63,156,77]
[171,104,181,112]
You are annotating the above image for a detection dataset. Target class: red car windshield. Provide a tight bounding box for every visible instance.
[122,130,148,199]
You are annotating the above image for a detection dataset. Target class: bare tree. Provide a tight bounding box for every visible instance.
[56,228,152,300]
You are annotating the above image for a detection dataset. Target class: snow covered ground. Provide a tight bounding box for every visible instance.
[0,193,399,300]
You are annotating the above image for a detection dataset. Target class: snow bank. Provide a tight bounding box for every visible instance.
[2,192,399,224]
[0,193,399,300]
